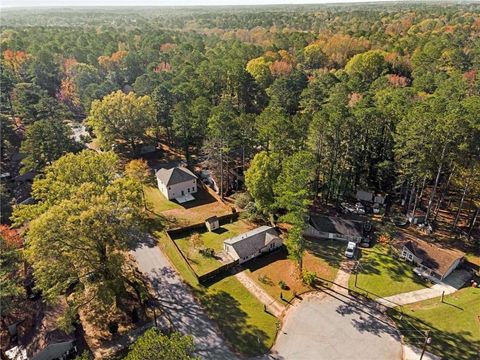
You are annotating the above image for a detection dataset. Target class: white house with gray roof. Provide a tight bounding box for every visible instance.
[156,167,197,201]
[223,226,283,264]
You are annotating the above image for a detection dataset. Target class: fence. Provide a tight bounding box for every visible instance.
[165,212,241,285]
[167,212,240,239]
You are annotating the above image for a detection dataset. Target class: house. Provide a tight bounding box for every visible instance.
[205,216,220,232]
[395,234,465,281]
[356,190,374,202]
[155,167,197,202]
[305,215,364,243]
[223,226,283,264]
[31,340,77,360]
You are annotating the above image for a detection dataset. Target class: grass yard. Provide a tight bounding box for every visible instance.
[145,184,231,227]
[245,239,342,301]
[156,230,278,356]
[390,287,480,360]
[144,185,182,213]
[173,220,255,276]
[348,245,428,298]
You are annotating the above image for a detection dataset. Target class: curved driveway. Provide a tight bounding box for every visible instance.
[269,292,402,360]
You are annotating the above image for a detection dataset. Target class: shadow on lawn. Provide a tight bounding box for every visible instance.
[304,238,344,268]
[388,307,480,360]
[356,247,427,286]
[195,287,271,356]
[176,186,218,209]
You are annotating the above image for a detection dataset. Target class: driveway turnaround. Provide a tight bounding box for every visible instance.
[270,292,402,360]
[131,235,238,360]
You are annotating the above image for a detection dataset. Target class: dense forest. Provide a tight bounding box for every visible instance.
[1,3,479,357]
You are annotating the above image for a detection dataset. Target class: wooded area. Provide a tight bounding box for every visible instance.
[0,3,479,358]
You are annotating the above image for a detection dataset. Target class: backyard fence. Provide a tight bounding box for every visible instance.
[165,212,241,285]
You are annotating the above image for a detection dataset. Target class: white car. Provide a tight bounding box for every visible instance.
[345,242,357,258]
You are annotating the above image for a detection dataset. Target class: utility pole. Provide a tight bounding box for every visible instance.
[420,331,431,360]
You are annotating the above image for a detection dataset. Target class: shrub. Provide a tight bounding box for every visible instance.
[302,270,316,287]
[199,248,214,258]
[235,192,252,209]
[278,280,288,290]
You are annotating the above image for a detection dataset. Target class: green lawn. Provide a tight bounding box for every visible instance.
[348,245,428,298]
[173,220,254,276]
[144,185,182,213]
[390,287,480,360]
[156,230,277,356]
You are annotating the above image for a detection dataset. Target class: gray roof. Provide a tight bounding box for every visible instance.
[32,341,74,360]
[156,167,197,186]
[224,226,281,259]
[309,215,363,238]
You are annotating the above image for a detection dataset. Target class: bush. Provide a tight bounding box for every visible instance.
[235,192,252,209]
[199,247,214,258]
[302,270,316,287]
[278,280,288,290]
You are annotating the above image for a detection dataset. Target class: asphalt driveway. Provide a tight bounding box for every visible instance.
[270,292,402,360]
[131,235,238,360]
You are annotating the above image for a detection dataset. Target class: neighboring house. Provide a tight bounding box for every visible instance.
[31,340,77,360]
[305,215,364,243]
[155,167,197,201]
[356,189,386,205]
[224,226,283,264]
[395,234,465,281]
[205,216,220,232]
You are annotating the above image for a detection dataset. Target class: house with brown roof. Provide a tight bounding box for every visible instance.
[395,233,465,281]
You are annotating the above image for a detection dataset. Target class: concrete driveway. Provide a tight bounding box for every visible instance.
[131,235,238,360]
[270,292,402,360]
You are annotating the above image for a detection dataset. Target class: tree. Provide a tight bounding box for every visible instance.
[125,329,198,360]
[345,50,389,89]
[12,151,121,225]
[26,178,146,331]
[245,151,280,223]
[125,159,152,209]
[286,217,306,272]
[274,151,316,221]
[0,226,24,321]
[20,119,81,173]
[11,83,45,123]
[87,90,156,155]
[29,50,60,96]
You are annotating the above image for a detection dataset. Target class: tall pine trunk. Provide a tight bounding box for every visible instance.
[425,142,447,222]
[453,182,469,230]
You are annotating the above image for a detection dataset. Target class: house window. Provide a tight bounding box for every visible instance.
[188,188,190,193]
[168,187,171,190]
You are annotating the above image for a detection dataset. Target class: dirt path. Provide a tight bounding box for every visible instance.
[234,270,285,317]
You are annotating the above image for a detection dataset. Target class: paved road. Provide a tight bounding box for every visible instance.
[270,292,402,360]
[131,236,238,360]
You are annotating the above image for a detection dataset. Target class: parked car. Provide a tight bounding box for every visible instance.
[355,202,365,214]
[345,241,357,258]
[359,235,371,248]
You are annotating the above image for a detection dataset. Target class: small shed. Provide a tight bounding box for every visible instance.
[205,216,220,232]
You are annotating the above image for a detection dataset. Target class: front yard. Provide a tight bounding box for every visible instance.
[348,245,428,298]
[245,238,343,301]
[390,286,480,360]
[155,229,278,356]
[173,219,255,275]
